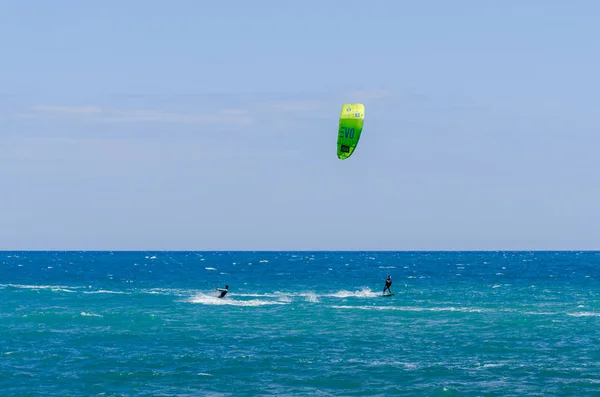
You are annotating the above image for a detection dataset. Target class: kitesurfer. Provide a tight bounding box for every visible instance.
[383,276,392,294]
[216,285,229,298]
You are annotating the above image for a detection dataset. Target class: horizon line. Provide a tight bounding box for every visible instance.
[1,249,599,253]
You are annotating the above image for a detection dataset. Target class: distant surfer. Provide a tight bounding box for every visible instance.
[216,285,229,298]
[383,276,392,294]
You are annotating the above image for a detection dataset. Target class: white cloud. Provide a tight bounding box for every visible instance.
[14,89,398,127]
[32,105,103,115]
[258,89,393,114]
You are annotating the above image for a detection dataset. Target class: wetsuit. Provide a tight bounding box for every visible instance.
[383,277,392,294]
[216,286,228,298]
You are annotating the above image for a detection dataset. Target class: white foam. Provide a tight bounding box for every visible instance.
[83,290,127,295]
[236,291,320,303]
[479,363,505,368]
[330,305,484,313]
[188,293,288,307]
[301,292,320,303]
[235,292,279,298]
[366,360,419,369]
[567,312,600,317]
[141,288,189,297]
[522,311,558,316]
[274,292,292,303]
[326,287,379,298]
[81,312,102,317]
[1,283,82,290]
[205,267,217,271]
[0,283,81,293]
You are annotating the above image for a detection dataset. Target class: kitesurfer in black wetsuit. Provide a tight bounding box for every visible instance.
[216,285,229,298]
[383,276,392,294]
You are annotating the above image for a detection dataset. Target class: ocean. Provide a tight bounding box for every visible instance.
[1,251,599,396]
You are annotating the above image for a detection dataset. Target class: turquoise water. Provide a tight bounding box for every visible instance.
[1,251,599,396]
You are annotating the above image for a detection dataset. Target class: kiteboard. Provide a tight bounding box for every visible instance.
[382,292,394,297]
[337,103,365,160]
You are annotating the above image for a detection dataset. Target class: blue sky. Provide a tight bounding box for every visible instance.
[1,0,599,250]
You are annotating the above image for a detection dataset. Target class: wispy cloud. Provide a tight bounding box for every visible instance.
[18,105,253,125]
[258,89,393,114]
[265,100,326,112]
[33,105,103,115]
[14,89,399,126]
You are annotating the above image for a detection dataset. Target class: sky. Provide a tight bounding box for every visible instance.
[1,0,600,250]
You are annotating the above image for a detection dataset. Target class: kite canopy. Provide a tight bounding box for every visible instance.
[336,103,365,160]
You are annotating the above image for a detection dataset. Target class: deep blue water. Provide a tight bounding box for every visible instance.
[1,251,599,396]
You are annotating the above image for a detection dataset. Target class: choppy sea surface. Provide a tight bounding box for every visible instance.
[1,251,599,396]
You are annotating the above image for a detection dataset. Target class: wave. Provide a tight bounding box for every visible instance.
[324,287,380,298]
[233,289,378,302]
[5,284,596,318]
[1,284,383,302]
[330,305,486,313]
[567,312,600,317]
[80,311,102,317]
[83,290,128,295]
[186,293,288,307]
[0,283,81,293]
